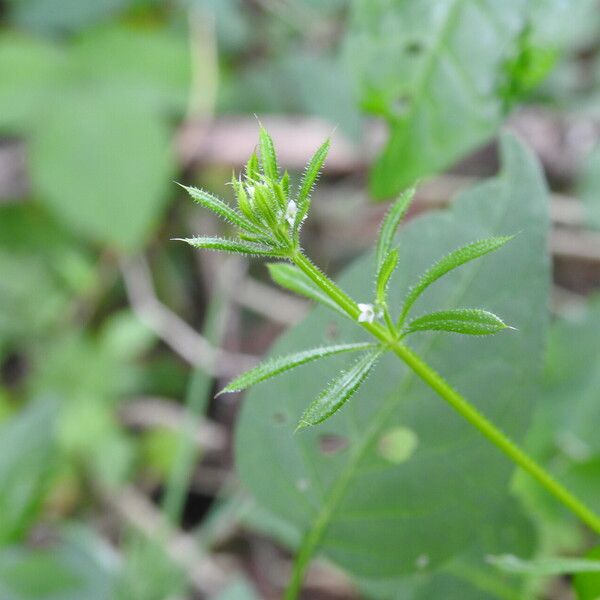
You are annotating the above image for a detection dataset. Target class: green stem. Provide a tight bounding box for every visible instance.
[293,252,361,321]
[385,341,600,537]
[285,251,600,599]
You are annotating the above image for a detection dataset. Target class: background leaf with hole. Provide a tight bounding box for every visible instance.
[236,134,550,580]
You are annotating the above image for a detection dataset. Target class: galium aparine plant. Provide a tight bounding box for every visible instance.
[175,126,600,596]
[175,126,512,429]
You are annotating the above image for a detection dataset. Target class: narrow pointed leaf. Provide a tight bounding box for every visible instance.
[253,185,279,229]
[399,236,513,324]
[246,152,259,181]
[294,138,330,234]
[174,236,277,256]
[405,309,510,336]
[281,170,290,198]
[231,176,259,224]
[267,263,345,316]
[376,248,399,305]
[297,349,381,430]
[273,181,287,209]
[259,126,279,181]
[219,343,375,395]
[179,183,264,235]
[375,187,415,269]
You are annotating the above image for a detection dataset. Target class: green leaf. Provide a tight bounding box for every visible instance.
[359,497,536,599]
[245,152,259,181]
[178,184,264,235]
[399,236,513,325]
[519,295,600,529]
[0,34,66,134]
[31,91,174,252]
[70,26,190,115]
[376,249,399,305]
[267,263,346,316]
[0,399,57,544]
[574,546,600,600]
[220,343,375,395]
[487,554,600,577]
[405,309,509,336]
[0,525,119,600]
[375,187,415,269]
[281,171,290,198]
[345,0,565,197]
[297,349,382,430]
[236,134,549,579]
[258,126,279,181]
[294,138,330,234]
[174,236,277,257]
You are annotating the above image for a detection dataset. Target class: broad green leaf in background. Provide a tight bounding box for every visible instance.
[0,24,190,250]
[236,135,549,580]
[359,498,537,600]
[0,35,66,134]
[344,0,567,198]
[31,92,174,252]
[518,295,600,532]
[0,525,120,600]
[69,26,191,115]
[0,399,57,544]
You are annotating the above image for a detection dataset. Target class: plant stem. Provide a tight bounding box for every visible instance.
[285,250,600,599]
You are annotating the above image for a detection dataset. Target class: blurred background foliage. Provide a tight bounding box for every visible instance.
[0,0,599,598]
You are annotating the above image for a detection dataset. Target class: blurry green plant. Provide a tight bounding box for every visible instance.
[345,0,595,198]
[178,128,600,598]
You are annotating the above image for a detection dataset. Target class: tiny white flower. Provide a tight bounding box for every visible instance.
[285,200,298,226]
[357,303,376,323]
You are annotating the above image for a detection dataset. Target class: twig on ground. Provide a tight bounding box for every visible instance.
[119,397,227,452]
[120,254,258,377]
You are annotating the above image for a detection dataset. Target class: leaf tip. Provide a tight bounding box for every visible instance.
[295,420,312,433]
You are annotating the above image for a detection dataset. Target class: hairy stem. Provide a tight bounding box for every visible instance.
[285,250,600,599]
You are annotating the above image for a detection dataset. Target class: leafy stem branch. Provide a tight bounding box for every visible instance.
[175,127,600,598]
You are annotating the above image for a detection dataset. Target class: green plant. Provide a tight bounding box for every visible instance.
[177,128,600,597]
